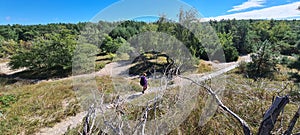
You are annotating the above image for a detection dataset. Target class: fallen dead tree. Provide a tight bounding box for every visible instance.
[180,76,299,135]
[80,77,299,135]
[180,76,251,135]
[258,96,289,135]
[78,74,299,135]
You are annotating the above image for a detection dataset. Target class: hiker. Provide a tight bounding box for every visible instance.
[140,73,148,94]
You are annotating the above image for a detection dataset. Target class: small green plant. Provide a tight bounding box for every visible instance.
[0,94,17,108]
[95,62,106,71]
[108,53,116,60]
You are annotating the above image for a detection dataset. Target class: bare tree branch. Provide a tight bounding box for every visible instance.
[141,105,150,135]
[277,82,290,95]
[284,106,300,135]
[104,121,121,134]
[83,104,95,135]
[179,76,251,135]
[131,97,159,135]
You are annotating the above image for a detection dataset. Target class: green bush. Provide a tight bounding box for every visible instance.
[280,56,291,65]
[73,43,98,75]
[95,62,106,71]
[223,45,239,62]
[101,35,126,53]
[218,32,239,62]
[0,94,17,108]
[246,40,279,79]
[9,30,77,72]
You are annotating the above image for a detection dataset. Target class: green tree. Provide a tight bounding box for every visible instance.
[246,40,279,79]
[289,40,300,70]
[270,21,297,55]
[0,36,4,57]
[0,39,20,58]
[9,29,76,72]
[72,43,99,75]
[101,34,125,53]
[252,21,271,42]
[218,32,239,62]
[232,20,251,55]
[0,26,18,40]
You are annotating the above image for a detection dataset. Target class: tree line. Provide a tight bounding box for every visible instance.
[0,17,299,77]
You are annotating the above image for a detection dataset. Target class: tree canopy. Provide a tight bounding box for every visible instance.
[1,18,299,76]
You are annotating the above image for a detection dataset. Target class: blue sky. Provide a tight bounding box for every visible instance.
[1,0,300,25]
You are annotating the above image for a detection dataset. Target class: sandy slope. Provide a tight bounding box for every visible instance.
[36,55,251,135]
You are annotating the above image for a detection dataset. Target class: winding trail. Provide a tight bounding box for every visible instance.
[34,55,250,135]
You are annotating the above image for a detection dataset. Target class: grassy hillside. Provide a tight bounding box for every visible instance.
[64,66,300,134]
[170,70,300,134]
[0,72,144,135]
[0,78,78,134]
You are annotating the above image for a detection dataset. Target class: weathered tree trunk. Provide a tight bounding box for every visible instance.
[284,106,300,135]
[258,96,289,135]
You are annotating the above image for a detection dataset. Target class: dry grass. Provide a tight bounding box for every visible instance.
[0,75,140,135]
[0,79,79,135]
[0,58,9,63]
[95,54,113,71]
[170,72,300,135]
[148,56,168,65]
[65,71,300,134]
[24,62,300,135]
[197,60,213,73]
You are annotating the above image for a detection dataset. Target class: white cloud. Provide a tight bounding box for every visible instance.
[205,2,300,21]
[228,0,266,12]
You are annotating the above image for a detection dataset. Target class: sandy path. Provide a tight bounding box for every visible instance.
[36,55,251,135]
[0,62,26,75]
[36,61,134,135]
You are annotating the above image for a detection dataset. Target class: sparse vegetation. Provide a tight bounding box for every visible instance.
[245,40,280,79]
[0,75,141,135]
[1,8,300,135]
[129,51,181,76]
[197,60,213,73]
[0,79,78,134]
[169,71,300,134]
[66,69,300,134]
